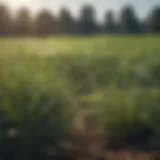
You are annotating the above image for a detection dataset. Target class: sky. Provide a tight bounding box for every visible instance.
[0,0,160,19]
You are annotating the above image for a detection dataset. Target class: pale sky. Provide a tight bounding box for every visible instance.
[0,0,160,19]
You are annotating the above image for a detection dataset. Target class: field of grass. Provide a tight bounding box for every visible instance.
[0,35,160,160]
[1,35,160,56]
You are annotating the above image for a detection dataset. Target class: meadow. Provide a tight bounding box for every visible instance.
[1,35,160,55]
[0,35,160,160]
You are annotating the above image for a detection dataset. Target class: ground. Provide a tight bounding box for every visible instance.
[1,35,160,160]
[1,35,160,56]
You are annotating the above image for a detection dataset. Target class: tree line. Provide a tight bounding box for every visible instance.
[0,3,160,36]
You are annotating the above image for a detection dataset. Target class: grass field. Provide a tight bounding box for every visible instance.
[1,35,160,159]
[1,35,160,56]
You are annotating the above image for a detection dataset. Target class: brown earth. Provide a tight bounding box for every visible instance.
[57,109,160,160]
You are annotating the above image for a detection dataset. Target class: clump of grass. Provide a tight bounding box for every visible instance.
[51,51,160,148]
[0,54,74,160]
[97,88,160,148]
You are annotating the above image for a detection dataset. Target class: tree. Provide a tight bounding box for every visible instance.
[34,9,56,36]
[57,8,75,34]
[78,4,98,34]
[104,10,117,33]
[148,7,160,33]
[140,20,148,33]
[0,4,11,36]
[14,7,31,36]
[119,5,141,33]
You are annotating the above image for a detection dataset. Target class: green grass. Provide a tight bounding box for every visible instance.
[0,35,160,159]
[1,35,160,56]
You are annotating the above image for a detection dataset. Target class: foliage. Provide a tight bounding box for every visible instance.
[148,7,160,33]
[14,7,31,36]
[97,88,160,146]
[104,11,117,33]
[119,5,141,33]
[78,4,98,34]
[0,36,160,158]
[0,4,11,36]
[33,9,56,36]
[58,8,76,34]
[0,3,160,36]
[0,55,74,160]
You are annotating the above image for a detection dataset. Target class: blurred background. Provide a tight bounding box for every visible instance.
[0,0,160,36]
[0,0,160,160]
